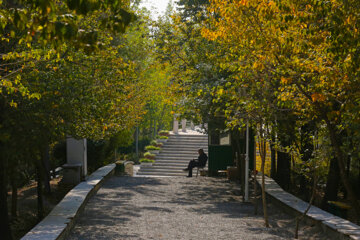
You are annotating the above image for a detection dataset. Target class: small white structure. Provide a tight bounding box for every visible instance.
[181,119,187,132]
[173,115,179,134]
[62,137,87,184]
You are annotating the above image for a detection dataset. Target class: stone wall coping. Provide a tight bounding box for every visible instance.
[257,173,360,240]
[21,163,116,240]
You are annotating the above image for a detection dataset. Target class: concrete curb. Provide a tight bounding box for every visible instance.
[21,163,116,240]
[256,173,360,240]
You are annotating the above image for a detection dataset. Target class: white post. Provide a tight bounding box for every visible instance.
[190,121,195,130]
[64,137,87,184]
[173,115,179,134]
[245,120,249,201]
[181,119,187,132]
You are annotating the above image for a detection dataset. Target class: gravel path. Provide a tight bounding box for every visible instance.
[67,176,329,240]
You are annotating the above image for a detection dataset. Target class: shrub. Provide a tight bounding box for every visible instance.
[158,130,169,136]
[150,140,158,146]
[145,145,160,151]
[156,142,163,147]
[144,152,156,160]
[159,135,168,139]
[139,158,155,163]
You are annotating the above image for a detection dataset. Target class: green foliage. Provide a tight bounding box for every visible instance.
[150,140,158,146]
[143,151,155,160]
[159,136,168,139]
[139,158,154,163]
[158,130,169,136]
[145,145,160,151]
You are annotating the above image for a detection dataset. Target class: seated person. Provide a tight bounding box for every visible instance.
[183,149,208,177]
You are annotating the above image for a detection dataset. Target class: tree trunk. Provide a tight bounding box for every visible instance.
[254,135,258,215]
[41,144,51,194]
[10,170,17,220]
[153,119,156,138]
[270,136,276,179]
[295,174,317,238]
[0,153,13,240]
[299,124,315,201]
[259,126,269,227]
[325,120,360,219]
[36,163,44,221]
[253,169,258,215]
[321,157,340,209]
[344,155,351,199]
[276,151,291,191]
[0,98,13,240]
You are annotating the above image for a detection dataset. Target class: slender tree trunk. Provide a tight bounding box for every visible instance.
[358,163,360,198]
[276,151,291,190]
[295,174,317,238]
[299,124,314,201]
[153,119,156,138]
[0,98,13,240]
[259,126,269,227]
[344,155,351,199]
[41,144,51,194]
[270,135,276,179]
[325,120,360,219]
[253,169,258,215]
[10,170,17,220]
[254,137,258,215]
[0,153,13,240]
[321,157,340,209]
[36,163,44,221]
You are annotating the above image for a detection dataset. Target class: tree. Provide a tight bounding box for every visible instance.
[0,1,136,238]
[202,0,360,218]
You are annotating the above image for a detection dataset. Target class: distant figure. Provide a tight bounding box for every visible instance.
[183,149,208,177]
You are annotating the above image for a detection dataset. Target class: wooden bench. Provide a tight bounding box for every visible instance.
[196,166,208,177]
[217,170,228,177]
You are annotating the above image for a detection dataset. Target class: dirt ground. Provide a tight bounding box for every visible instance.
[8,177,74,240]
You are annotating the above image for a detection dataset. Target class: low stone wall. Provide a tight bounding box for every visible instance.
[21,163,116,240]
[257,174,360,240]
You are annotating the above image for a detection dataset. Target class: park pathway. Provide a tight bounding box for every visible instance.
[67,176,329,240]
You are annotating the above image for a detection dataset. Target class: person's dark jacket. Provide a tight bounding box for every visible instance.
[197,153,208,167]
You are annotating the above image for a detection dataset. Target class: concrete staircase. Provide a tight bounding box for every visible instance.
[137,132,208,176]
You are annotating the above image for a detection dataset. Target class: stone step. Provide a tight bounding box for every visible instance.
[149,164,186,169]
[140,168,186,173]
[169,134,207,138]
[156,153,201,157]
[137,133,208,176]
[155,157,197,161]
[166,139,208,142]
[152,164,187,168]
[158,151,207,156]
[156,154,199,158]
[161,147,208,151]
[165,139,208,145]
[136,172,185,176]
[163,142,208,146]
[138,168,185,174]
[153,161,190,165]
